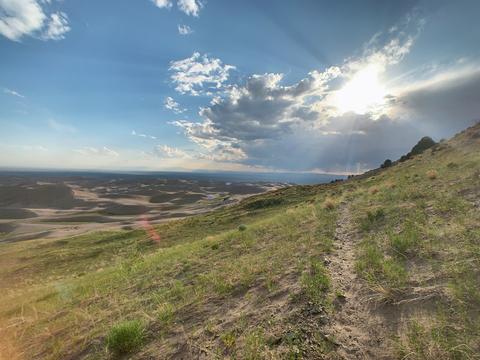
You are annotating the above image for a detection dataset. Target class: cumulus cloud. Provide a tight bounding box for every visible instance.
[164,96,185,114]
[171,68,340,163]
[177,0,202,16]
[150,0,202,16]
[74,147,119,157]
[0,0,45,41]
[170,17,480,172]
[177,24,193,35]
[151,0,172,9]
[169,52,236,96]
[3,88,25,98]
[0,0,70,41]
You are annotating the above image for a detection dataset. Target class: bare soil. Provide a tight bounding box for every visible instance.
[324,202,392,359]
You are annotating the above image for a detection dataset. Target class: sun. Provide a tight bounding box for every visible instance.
[334,64,387,115]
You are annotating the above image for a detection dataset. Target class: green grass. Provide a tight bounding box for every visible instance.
[0,186,337,358]
[106,320,145,356]
[389,221,420,256]
[302,259,331,307]
[1,125,480,359]
[349,126,480,356]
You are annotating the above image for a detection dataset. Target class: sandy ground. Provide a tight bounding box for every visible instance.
[0,174,284,242]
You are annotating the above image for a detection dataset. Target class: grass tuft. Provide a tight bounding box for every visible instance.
[302,259,330,306]
[426,169,438,180]
[323,198,336,210]
[356,239,407,301]
[106,320,145,356]
[389,223,419,256]
[360,208,385,232]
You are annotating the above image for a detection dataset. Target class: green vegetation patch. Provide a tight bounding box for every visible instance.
[106,319,145,356]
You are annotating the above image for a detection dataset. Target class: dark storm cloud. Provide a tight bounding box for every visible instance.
[395,68,480,138]
[170,10,480,173]
[175,64,480,172]
[237,115,422,173]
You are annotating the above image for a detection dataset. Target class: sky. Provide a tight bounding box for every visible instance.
[1,0,480,174]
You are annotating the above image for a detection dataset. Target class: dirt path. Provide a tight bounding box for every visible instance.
[324,202,390,359]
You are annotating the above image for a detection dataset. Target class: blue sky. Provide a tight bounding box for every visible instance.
[1,0,480,173]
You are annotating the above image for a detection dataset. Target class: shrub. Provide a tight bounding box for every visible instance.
[410,136,436,156]
[399,136,436,162]
[106,320,145,356]
[426,169,438,180]
[238,224,247,231]
[381,159,393,168]
[323,198,335,210]
[245,197,284,210]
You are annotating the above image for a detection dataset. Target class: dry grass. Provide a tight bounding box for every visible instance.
[0,186,338,359]
[323,198,336,210]
[426,169,438,180]
[385,181,396,189]
[2,124,480,359]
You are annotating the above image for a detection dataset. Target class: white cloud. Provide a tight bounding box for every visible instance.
[0,0,45,41]
[177,0,202,16]
[177,24,193,35]
[151,0,203,16]
[131,130,157,140]
[0,0,70,41]
[171,67,341,160]
[170,17,477,171]
[74,147,119,157]
[3,88,25,98]
[47,118,76,133]
[153,144,190,159]
[164,96,185,114]
[151,0,172,9]
[169,52,236,96]
[41,11,69,40]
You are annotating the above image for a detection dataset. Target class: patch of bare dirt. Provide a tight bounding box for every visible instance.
[323,202,392,359]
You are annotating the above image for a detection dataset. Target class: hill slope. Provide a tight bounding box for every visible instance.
[1,123,480,359]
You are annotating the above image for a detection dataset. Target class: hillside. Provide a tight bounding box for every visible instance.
[1,123,480,359]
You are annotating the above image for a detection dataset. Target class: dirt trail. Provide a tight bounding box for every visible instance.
[325,202,390,359]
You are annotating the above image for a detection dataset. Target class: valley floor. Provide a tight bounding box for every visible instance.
[1,124,480,359]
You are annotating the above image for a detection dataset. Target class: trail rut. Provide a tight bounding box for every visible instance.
[324,202,390,359]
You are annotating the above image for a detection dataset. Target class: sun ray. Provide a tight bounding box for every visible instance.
[334,64,387,115]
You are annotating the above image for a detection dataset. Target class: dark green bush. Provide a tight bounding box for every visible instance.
[245,197,284,210]
[381,159,393,168]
